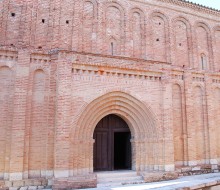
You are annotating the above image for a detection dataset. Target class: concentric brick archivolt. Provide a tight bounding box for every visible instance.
[74,91,158,140]
[71,91,162,174]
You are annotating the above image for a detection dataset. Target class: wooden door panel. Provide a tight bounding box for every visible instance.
[93,131,109,171]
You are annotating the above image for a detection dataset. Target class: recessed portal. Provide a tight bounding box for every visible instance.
[93,114,131,171]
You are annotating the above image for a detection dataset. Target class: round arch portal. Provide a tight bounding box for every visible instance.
[72,91,161,175]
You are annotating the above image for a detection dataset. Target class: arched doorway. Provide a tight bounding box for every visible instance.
[93,114,132,171]
[73,91,160,174]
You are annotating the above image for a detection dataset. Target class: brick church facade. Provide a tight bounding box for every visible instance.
[0,0,220,189]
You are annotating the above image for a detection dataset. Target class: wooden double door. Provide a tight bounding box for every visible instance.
[93,114,131,171]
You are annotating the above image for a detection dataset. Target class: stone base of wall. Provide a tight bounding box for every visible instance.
[52,174,97,190]
[177,164,219,176]
[1,166,220,189]
[141,171,179,183]
[0,174,97,190]
[0,178,49,190]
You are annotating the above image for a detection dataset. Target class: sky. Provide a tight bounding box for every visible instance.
[189,0,220,10]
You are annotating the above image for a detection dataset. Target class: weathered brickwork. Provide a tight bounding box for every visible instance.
[0,0,220,189]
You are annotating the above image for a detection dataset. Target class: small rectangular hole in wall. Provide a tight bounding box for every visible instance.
[42,19,45,23]
[66,20,69,24]
[11,13,15,17]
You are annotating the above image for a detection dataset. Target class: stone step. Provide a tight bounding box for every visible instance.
[98,175,143,183]
[52,174,97,189]
[96,170,138,178]
[97,179,145,188]
[96,170,144,187]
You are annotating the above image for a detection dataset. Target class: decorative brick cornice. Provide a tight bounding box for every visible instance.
[0,50,18,62]
[157,0,220,16]
[72,63,162,82]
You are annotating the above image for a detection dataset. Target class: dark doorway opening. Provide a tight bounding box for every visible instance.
[114,132,131,170]
[93,114,132,171]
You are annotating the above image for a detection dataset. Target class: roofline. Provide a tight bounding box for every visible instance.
[181,0,219,11]
[158,0,220,16]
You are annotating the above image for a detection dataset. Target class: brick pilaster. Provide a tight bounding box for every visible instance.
[9,50,30,180]
[161,71,175,171]
[183,71,197,166]
[54,52,72,178]
[205,75,218,166]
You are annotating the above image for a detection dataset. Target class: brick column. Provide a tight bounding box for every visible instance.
[9,50,30,181]
[205,75,218,169]
[161,72,175,172]
[183,71,197,166]
[54,53,72,178]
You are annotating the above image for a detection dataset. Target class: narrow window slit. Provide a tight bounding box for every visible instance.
[111,42,114,56]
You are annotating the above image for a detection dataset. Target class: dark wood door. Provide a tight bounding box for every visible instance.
[93,114,131,171]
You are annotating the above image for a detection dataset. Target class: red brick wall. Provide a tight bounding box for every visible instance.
[0,0,220,183]
[0,0,219,70]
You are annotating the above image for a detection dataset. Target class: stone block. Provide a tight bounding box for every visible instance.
[32,179,42,186]
[192,166,201,171]
[211,165,218,170]
[12,180,24,187]
[9,188,18,190]
[44,186,52,189]
[47,179,53,186]
[201,165,212,170]
[28,186,37,190]
[142,172,178,183]
[5,181,12,187]
[37,186,44,189]
[24,180,35,186]
[41,179,48,186]
[52,174,97,189]
[19,187,28,190]
[181,167,192,173]
[162,172,179,180]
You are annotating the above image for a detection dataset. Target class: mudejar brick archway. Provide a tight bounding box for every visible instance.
[71,91,161,176]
